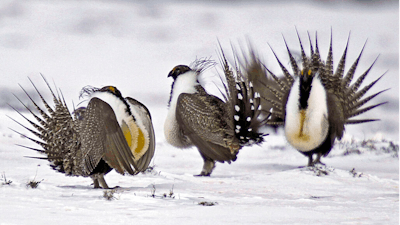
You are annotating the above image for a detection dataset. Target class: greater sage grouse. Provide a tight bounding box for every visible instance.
[257,31,387,166]
[164,54,270,176]
[10,77,155,188]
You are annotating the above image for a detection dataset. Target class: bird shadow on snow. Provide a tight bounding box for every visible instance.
[261,163,301,171]
[235,162,301,173]
[58,185,98,190]
[57,185,151,192]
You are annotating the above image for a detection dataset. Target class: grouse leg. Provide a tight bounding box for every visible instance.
[196,158,215,176]
[91,176,101,189]
[307,155,314,167]
[98,174,110,189]
[312,152,325,166]
[91,174,110,189]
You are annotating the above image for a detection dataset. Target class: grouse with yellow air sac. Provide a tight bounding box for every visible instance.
[10,77,155,188]
[255,31,387,166]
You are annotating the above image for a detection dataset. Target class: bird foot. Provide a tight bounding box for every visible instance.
[91,174,110,189]
[93,184,115,189]
[194,172,211,177]
[307,162,326,167]
[307,153,325,167]
[194,160,215,177]
[308,159,326,167]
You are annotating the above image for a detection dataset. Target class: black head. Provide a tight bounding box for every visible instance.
[300,69,314,86]
[299,68,315,109]
[99,86,123,98]
[168,65,192,80]
[98,86,133,117]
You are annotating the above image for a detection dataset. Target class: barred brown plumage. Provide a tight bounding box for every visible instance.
[164,49,270,176]
[9,75,155,188]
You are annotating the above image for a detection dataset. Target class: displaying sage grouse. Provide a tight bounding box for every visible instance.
[164,54,269,176]
[259,31,387,166]
[10,76,155,188]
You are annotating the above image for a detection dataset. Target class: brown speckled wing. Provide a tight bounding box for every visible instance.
[79,97,136,175]
[175,93,238,162]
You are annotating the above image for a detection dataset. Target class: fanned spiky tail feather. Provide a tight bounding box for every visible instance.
[217,46,270,146]
[257,30,387,125]
[9,75,82,176]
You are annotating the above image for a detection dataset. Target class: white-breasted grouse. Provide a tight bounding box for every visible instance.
[258,31,387,166]
[10,76,156,188]
[164,53,269,176]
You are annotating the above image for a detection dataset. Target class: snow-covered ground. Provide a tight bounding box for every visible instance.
[0,1,398,224]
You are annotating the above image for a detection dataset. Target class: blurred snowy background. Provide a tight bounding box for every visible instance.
[0,0,398,141]
[0,1,398,224]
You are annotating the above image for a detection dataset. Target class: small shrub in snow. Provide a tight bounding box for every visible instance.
[198,201,217,206]
[308,165,334,176]
[103,189,120,201]
[26,179,42,189]
[384,141,399,158]
[148,184,176,199]
[149,184,156,198]
[1,172,12,185]
[342,148,362,156]
[349,168,363,178]
[335,138,399,158]
[162,184,175,199]
[26,165,42,189]
[143,165,155,174]
[142,165,162,176]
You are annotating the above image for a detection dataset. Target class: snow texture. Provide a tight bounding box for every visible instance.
[0,1,398,224]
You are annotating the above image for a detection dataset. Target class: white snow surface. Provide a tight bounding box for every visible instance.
[0,1,398,224]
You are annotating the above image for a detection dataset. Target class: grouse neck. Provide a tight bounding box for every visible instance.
[168,70,199,108]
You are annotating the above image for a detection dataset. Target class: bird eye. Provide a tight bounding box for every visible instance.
[307,70,312,76]
[301,70,304,76]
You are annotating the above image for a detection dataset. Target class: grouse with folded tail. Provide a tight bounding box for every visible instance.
[9,76,155,188]
[164,52,270,176]
[257,31,387,166]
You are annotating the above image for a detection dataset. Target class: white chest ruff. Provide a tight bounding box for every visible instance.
[164,109,192,148]
[164,71,198,148]
[284,76,329,152]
